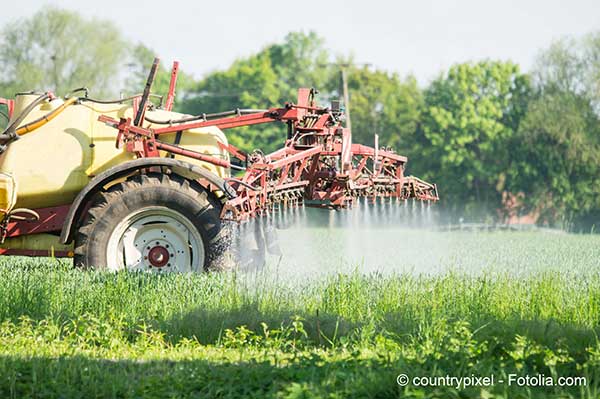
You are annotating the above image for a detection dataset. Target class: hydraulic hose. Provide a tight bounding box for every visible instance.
[144,109,268,125]
[7,208,39,221]
[81,94,162,105]
[0,88,166,150]
[14,97,78,136]
[0,92,50,142]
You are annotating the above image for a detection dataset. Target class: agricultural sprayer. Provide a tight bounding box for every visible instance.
[0,59,438,272]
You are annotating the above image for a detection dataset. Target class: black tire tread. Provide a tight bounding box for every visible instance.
[74,173,230,271]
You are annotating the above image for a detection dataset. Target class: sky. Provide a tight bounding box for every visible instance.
[2,0,600,84]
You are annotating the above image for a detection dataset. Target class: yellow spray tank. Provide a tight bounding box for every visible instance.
[0,94,230,210]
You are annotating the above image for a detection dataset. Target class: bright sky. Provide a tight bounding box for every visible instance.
[3,0,600,84]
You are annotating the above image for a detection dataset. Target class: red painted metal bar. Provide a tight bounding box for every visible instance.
[99,115,153,138]
[153,107,298,135]
[269,146,322,170]
[266,180,309,193]
[349,144,408,163]
[164,61,179,112]
[217,141,247,162]
[265,146,293,162]
[154,141,232,169]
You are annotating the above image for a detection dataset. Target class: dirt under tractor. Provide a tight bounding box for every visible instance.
[0,59,438,272]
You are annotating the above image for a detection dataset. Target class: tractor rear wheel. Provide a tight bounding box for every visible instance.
[74,173,232,272]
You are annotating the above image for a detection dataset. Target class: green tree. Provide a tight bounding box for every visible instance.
[419,61,530,218]
[179,32,334,153]
[346,67,422,153]
[0,7,127,98]
[533,32,600,107]
[511,34,600,229]
[510,92,600,227]
[265,31,333,101]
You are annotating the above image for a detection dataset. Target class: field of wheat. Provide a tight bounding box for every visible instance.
[0,228,598,398]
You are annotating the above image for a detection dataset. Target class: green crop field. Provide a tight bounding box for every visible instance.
[0,229,599,398]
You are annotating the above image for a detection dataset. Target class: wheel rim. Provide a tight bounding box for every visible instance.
[106,206,204,272]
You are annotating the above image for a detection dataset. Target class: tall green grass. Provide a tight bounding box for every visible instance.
[0,231,599,398]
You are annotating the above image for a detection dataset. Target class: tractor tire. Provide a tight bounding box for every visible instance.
[74,173,233,272]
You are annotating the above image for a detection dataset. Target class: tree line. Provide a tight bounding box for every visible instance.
[1,8,598,230]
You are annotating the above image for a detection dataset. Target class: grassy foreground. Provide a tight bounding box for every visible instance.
[0,232,599,398]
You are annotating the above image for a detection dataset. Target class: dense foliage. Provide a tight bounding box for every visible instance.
[0,8,126,98]
[0,8,598,228]
[417,61,530,218]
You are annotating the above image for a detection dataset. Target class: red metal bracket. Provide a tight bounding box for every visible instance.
[4,204,70,238]
[165,61,179,112]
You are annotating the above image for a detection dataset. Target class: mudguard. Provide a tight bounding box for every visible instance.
[59,158,236,244]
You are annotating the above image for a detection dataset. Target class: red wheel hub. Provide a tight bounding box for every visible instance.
[148,246,170,267]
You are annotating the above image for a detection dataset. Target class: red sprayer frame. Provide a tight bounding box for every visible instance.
[99,83,439,222]
[1,59,438,255]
